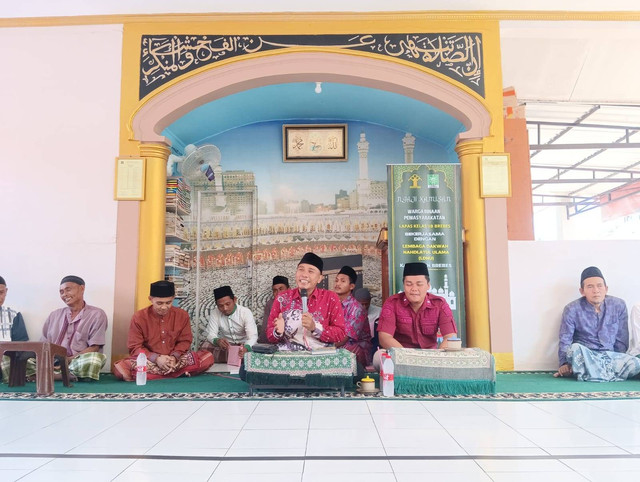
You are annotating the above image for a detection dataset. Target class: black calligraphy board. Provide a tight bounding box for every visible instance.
[140,33,484,100]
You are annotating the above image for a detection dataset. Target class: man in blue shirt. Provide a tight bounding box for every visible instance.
[555,266,640,382]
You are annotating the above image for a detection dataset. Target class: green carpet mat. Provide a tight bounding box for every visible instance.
[496,371,640,394]
[0,373,248,395]
[1,371,639,400]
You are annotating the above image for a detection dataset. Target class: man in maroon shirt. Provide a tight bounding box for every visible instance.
[375,263,457,367]
[267,252,345,350]
[113,280,213,381]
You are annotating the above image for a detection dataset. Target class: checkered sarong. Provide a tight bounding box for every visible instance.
[2,352,106,382]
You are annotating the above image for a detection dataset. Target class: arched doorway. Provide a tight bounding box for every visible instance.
[114,49,495,359]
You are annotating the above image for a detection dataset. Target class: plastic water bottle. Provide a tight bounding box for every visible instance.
[381,353,394,397]
[136,352,147,386]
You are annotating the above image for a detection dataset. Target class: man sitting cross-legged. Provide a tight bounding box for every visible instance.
[374,262,457,369]
[113,280,213,381]
[38,275,108,381]
[555,266,640,382]
[201,285,258,363]
[267,252,346,350]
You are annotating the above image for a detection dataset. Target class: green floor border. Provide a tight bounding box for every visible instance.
[1,371,639,401]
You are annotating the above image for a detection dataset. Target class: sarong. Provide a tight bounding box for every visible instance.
[113,350,214,381]
[567,343,640,382]
[343,340,372,367]
[2,352,106,382]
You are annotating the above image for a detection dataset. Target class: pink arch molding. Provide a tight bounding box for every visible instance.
[130,51,491,145]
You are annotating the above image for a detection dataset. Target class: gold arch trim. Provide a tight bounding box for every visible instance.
[127,46,491,142]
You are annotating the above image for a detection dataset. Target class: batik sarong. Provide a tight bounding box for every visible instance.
[113,349,213,381]
[567,342,640,382]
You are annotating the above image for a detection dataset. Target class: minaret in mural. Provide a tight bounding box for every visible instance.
[214,164,225,207]
[403,133,416,164]
[356,131,372,208]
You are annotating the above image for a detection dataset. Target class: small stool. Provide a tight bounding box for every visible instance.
[0,341,73,395]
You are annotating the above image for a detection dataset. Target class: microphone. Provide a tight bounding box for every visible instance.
[300,289,308,313]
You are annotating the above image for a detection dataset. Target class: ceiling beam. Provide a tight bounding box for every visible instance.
[531,165,640,175]
[530,105,600,159]
[529,142,640,150]
[528,120,640,131]
[532,178,634,184]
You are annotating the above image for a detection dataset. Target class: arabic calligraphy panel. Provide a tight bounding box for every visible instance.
[283,124,347,162]
[139,33,484,99]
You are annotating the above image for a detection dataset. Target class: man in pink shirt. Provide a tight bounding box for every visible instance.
[267,252,345,350]
[375,263,457,368]
[40,275,108,381]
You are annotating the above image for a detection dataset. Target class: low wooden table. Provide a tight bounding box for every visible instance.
[244,349,357,396]
[389,347,496,396]
[0,341,73,395]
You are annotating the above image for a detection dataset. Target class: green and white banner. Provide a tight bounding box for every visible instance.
[387,164,466,343]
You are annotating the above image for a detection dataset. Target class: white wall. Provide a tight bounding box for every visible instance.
[0,25,124,364]
[1,0,637,17]
[508,240,640,370]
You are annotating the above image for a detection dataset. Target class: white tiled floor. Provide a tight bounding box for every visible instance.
[3,398,640,480]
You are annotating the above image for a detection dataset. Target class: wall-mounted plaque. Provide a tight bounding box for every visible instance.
[114,157,146,200]
[283,124,347,162]
[480,154,511,198]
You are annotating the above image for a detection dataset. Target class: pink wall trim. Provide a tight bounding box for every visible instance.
[112,200,140,361]
[131,51,491,144]
[484,197,513,353]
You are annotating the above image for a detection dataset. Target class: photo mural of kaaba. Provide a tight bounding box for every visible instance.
[169,121,459,345]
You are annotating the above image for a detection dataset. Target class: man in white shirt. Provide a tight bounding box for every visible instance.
[201,285,258,363]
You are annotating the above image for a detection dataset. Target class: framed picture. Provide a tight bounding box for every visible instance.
[480,153,512,198]
[114,157,146,200]
[283,124,347,162]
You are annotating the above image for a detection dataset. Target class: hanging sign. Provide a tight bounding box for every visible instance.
[387,163,466,343]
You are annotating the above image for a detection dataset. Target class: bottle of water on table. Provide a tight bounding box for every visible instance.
[136,352,147,386]
[381,353,394,397]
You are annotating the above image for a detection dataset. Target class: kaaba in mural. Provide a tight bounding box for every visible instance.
[178,131,388,344]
